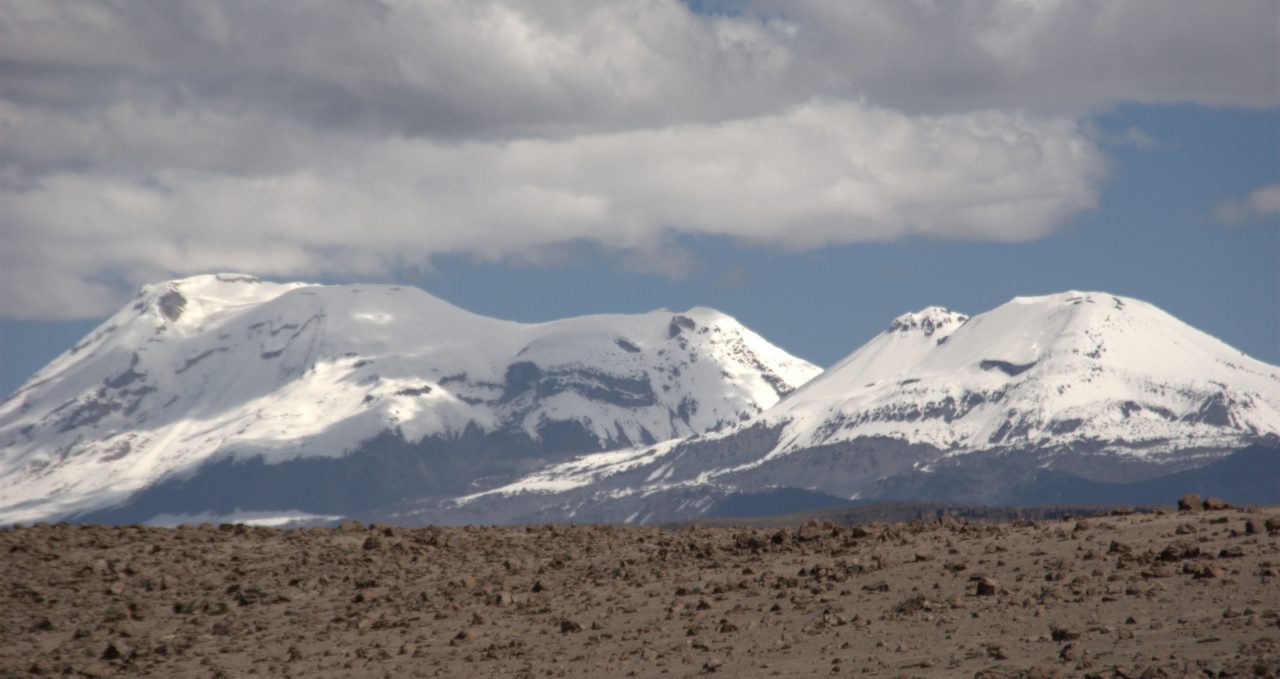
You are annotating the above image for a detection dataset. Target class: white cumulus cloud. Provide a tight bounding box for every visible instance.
[0,0,1274,318]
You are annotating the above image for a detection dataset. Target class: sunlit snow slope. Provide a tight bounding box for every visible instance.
[435,292,1279,525]
[764,292,1280,457]
[0,274,819,523]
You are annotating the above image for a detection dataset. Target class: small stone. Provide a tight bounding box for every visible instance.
[797,523,825,541]
[361,535,382,550]
[1059,642,1084,661]
[337,519,364,532]
[1157,540,1199,562]
[1050,626,1079,642]
[1244,519,1262,535]
[560,619,582,633]
[973,576,999,596]
[1201,497,1230,511]
[1185,562,1223,579]
[1177,494,1202,512]
[101,641,131,661]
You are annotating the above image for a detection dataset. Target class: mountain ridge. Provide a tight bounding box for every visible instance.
[2,280,1276,526]
[427,290,1279,525]
[0,273,819,524]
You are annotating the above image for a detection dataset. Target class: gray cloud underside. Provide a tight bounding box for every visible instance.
[1,0,1276,319]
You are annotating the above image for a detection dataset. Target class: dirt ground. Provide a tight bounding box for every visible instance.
[3,505,1278,678]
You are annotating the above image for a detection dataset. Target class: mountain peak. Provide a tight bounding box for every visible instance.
[0,277,819,524]
[137,272,273,298]
[887,306,969,337]
[770,291,1280,456]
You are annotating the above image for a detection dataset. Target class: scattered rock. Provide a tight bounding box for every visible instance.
[100,641,131,661]
[1184,562,1223,579]
[1177,494,1202,512]
[1050,626,1079,642]
[1,511,1276,677]
[972,576,999,596]
[1157,540,1200,562]
[1201,497,1230,511]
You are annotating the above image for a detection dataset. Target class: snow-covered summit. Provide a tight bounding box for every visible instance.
[0,275,819,524]
[886,306,969,337]
[765,291,1280,456]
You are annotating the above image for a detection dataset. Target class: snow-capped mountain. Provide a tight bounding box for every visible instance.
[0,274,819,524]
[763,291,1279,456]
[424,292,1280,525]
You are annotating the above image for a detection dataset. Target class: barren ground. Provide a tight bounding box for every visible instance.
[3,505,1278,678]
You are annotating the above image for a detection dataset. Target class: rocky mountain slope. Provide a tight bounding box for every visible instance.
[428,292,1280,525]
[0,274,819,524]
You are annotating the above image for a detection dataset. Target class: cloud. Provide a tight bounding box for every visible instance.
[1213,183,1280,225]
[715,265,751,289]
[759,0,1278,113]
[0,102,1105,318]
[1116,127,1159,150]
[0,0,1274,319]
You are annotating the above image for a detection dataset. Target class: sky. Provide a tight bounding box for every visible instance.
[1,0,1277,395]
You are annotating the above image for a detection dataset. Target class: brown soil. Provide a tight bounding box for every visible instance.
[3,507,1278,678]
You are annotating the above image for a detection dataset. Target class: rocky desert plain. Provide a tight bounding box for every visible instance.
[3,498,1279,678]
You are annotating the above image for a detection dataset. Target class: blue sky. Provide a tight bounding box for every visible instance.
[1,1,1277,394]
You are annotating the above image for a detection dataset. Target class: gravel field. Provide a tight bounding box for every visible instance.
[3,503,1278,678]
